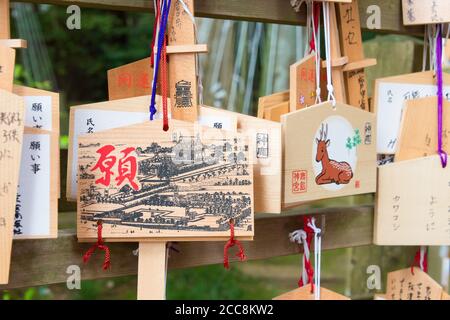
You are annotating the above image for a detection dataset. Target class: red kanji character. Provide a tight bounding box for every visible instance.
[116,147,139,191]
[308,69,315,83]
[118,72,132,88]
[301,68,307,81]
[300,181,306,192]
[137,73,151,89]
[91,145,117,187]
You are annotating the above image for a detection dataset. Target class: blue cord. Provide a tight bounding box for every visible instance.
[149,0,172,120]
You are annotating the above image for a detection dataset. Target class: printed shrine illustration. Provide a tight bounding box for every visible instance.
[77,120,254,241]
[282,101,377,206]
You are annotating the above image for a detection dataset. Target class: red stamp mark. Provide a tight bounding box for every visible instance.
[292,170,307,193]
[355,180,360,188]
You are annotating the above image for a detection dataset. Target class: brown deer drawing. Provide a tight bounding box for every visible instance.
[315,123,353,185]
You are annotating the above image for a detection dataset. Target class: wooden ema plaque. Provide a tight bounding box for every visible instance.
[203,106,282,214]
[0,45,14,92]
[0,89,25,284]
[68,96,282,214]
[107,57,154,101]
[273,285,350,300]
[402,0,450,25]
[374,71,450,154]
[386,268,445,300]
[282,101,376,206]
[375,156,450,246]
[337,0,376,111]
[289,54,326,112]
[264,102,289,122]
[77,119,254,241]
[168,0,198,122]
[396,96,449,162]
[257,90,289,119]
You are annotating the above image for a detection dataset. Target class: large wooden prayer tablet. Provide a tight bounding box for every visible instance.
[77,119,254,241]
[289,54,326,112]
[282,101,376,206]
[375,155,450,246]
[107,57,153,101]
[386,267,445,300]
[0,89,24,284]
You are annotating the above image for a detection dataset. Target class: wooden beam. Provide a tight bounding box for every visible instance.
[0,39,27,48]
[2,206,373,289]
[16,0,424,35]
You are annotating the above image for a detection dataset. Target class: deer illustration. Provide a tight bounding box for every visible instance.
[315,123,353,185]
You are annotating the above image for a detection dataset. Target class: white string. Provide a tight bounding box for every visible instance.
[307,218,322,300]
[422,25,428,72]
[312,2,322,104]
[445,24,450,47]
[322,2,336,107]
[419,246,427,272]
[289,229,310,286]
[430,24,436,72]
[177,0,204,106]
[304,0,313,57]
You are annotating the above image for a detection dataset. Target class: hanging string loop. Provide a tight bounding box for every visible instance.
[322,2,336,108]
[82,220,111,271]
[223,219,246,269]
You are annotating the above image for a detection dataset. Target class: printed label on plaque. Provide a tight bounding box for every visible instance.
[24,96,53,131]
[15,133,51,237]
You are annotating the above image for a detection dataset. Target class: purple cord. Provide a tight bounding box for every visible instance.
[436,25,447,168]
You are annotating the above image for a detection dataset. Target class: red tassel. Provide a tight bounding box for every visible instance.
[161,35,169,131]
[298,216,315,294]
[83,220,111,270]
[309,2,321,53]
[411,247,428,275]
[223,221,246,269]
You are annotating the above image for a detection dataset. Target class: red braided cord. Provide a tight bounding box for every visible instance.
[411,247,428,275]
[309,2,321,53]
[150,0,161,67]
[298,216,315,293]
[223,222,246,269]
[161,35,169,131]
[82,221,111,271]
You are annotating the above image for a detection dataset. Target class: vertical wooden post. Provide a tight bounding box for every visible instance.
[137,242,167,300]
[337,0,376,111]
[0,0,10,39]
[138,0,204,300]
[168,0,198,122]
